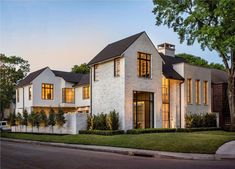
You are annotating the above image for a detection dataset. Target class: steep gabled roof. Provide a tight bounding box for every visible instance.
[16,67,90,88]
[51,70,83,83]
[16,67,48,87]
[160,53,187,65]
[159,53,185,80]
[73,73,90,87]
[88,31,145,65]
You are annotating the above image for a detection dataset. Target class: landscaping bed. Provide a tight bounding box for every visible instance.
[1,131,235,154]
[79,130,124,135]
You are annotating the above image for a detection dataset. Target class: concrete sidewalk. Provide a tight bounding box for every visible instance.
[1,138,234,161]
[216,141,235,160]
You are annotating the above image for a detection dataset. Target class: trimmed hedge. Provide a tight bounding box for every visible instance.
[126,127,221,134]
[79,130,125,136]
[126,128,176,134]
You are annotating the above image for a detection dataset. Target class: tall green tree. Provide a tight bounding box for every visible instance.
[28,111,36,132]
[176,53,225,70]
[153,0,235,130]
[16,113,23,131]
[39,110,48,127]
[0,54,30,119]
[71,63,90,74]
[48,108,56,133]
[55,107,66,133]
[22,110,29,132]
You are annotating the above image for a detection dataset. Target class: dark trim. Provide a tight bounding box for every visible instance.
[90,68,93,115]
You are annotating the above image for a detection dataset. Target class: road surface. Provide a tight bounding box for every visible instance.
[1,141,235,169]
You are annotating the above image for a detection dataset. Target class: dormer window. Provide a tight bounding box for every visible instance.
[137,52,151,78]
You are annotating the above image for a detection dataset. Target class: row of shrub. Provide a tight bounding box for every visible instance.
[126,127,220,134]
[87,110,119,130]
[8,107,66,133]
[79,130,124,135]
[185,112,217,128]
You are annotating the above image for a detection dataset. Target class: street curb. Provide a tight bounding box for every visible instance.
[1,138,234,161]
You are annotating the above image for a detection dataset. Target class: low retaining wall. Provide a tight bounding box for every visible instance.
[11,112,87,134]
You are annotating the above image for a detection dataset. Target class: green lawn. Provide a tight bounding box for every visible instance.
[1,131,235,154]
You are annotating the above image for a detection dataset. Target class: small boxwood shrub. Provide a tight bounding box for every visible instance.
[185,112,217,128]
[79,130,124,136]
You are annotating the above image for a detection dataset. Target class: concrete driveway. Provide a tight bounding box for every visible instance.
[216,141,235,159]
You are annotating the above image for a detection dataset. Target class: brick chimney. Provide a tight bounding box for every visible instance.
[157,43,175,57]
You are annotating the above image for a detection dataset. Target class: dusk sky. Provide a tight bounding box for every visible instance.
[1,0,222,72]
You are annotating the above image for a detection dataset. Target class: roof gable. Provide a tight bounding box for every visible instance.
[88,31,145,65]
[16,67,48,87]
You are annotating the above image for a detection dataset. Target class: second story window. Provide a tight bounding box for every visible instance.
[17,89,19,103]
[94,64,99,81]
[114,58,120,77]
[42,83,53,100]
[137,52,151,78]
[62,88,75,103]
[83,86,90,99]
[187,79,192,104]
[195,80,200,104]
[203,81,208,105]
[29,86,32,100]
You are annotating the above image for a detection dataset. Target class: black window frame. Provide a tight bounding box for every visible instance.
[62,88,75,103]
[41,83,54,100]
[114,58,120,77]
[137,52,151,78]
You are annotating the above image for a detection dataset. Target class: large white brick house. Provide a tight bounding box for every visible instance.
[16,31,215,130]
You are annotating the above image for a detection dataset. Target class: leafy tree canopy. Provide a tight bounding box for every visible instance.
[176,53,225,70]
[0,54,30,119]
[71,63,90,74]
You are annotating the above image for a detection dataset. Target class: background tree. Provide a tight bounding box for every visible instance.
[153,0,235,130]
[0,54,30,119]
[55,107,66,133]
[71,63,90,74]
[16,113,23,131]
[39,110,48,127]
[22,110,29,132]
[48,108,56,133]
[176,53,225,70]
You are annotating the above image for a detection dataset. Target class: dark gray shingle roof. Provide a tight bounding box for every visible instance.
[159,53,185,80]
[88,31,145,65]
[211,69,228,83]
[16,67,48,87]
[16,67,90,88]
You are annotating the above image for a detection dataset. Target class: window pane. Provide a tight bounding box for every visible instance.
[42,83,53,100]
[137,52,151,78]
[62,88,75,103]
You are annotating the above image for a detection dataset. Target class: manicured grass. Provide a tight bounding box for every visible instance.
[1,131,235,154]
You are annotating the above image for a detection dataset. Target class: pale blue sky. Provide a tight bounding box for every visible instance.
[0,0,221,72]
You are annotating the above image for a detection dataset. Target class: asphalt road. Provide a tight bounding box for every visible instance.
[1,141,235,169]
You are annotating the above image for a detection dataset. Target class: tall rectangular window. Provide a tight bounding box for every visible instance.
[29,86,32,100]
[195,80,200,104]
[42,83,53,100]
[137,52,151,78]
[62,88,75,103]
[94,65,98,81]
[114,58,120,77]
[187,79,192,104]
[83,86,90,99]
[17,89,19,103]
[203,81,208,105]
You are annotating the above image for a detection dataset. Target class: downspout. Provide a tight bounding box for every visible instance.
[90,67,92,116]
[179,81,184,128]
[23,87,25,111]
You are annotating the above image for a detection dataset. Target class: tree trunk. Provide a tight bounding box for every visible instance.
[227,72,235,131]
